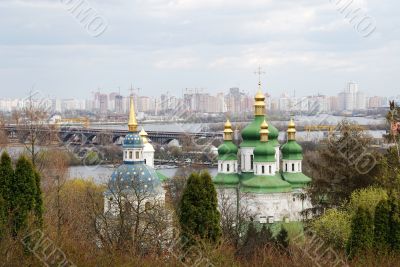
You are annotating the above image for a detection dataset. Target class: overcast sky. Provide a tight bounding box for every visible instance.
[0,0,399,99]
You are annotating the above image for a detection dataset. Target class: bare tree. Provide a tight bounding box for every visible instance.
[217,188,253,247]
[95,171,171,255]
[16,91,53,167]
[0,112,8,150]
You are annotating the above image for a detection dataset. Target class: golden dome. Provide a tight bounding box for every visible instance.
[259,119,269,141]
[287,117,296,140]
[223,119,233,140]
[260,120,269,130]
[255,88,265,101]
[139,127,149,144]
[224,119,232,129]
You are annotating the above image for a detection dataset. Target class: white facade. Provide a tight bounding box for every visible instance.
[218,160,238,173]
[143,143,155,167]
[254,162,276,176]
[240,148,254,172]
[282,159,302,173]
[123,148,143,163]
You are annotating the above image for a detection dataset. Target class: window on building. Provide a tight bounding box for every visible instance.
[227,164,230,172]
[285,163,287,172]
[221,163,223,171]
[269,165,272,174]
[250,155,254,170]
[136,151,140,159]
[124,151,127,159]
[144,159,147,164]
[292,163,295,171]
[261,165,265,174]
[129,151,132,159]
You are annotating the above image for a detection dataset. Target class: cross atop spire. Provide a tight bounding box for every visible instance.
[254,65,266,89]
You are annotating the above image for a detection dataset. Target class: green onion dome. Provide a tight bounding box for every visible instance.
[218,141,238,161]
[241,116,279,147]
[281,140,303,160]
[254,142,276,162]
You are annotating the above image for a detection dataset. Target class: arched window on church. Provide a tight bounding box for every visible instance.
[124,151,127,160]
[136,151,139,159]
[129,151,133,159]
[269,165,272,174]
[250,155,254,170]
[262,165,265,174]
[227,164,230,172]
[285,163,287,172]
[292,163,295,172]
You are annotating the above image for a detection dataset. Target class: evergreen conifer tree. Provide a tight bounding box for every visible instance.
[374,200,390,250]
[346,207,374,258]
[0,151,13,211]
[259,224,274,247]
[236,218,258,260]
[11,156,37,235]
[179,171,221,246]
[389,194,400,251]
[276,226,289,249]
[0,196,6,239]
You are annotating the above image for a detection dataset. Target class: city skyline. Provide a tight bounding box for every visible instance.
[1,0,399,98]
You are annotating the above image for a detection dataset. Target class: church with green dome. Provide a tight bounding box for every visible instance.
[213,83,312,223]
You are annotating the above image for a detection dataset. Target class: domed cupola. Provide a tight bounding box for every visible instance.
[241,87,279,147]
[281,118,303,161]
[218,119,238,160]
[253,120,275,163]
[214,119,240,187]
[281,117,311,188]
[122,96,144,164]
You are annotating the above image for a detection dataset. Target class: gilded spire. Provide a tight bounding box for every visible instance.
[223,119,234,141]
[128,95,138,132]
[259,119,269,142]
[287,117,296,140]
[139,127,148,144]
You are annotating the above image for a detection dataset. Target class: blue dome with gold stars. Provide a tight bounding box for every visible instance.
[123,132,143,148]
[108,163,162,194]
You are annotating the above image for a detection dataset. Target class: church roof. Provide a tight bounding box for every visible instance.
[241,115,279,147]
[218,141,238,160]
[213,173,240,187]
[123,132,143,148]
[281,140,303,160]
[281,172,311,188]
[254,141,275,162]
[108,163,162,194]
[240,173,292,193]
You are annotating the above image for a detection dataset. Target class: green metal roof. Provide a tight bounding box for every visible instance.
[218,141,238,160]
[240,173,292,193]
[254,141,275,162]
[281,140,303,160]
[240,115,279,147]
[213,173,240,187]
[281,172,311,188]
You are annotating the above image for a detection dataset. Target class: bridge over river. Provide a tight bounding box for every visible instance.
[3,125,223,146]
